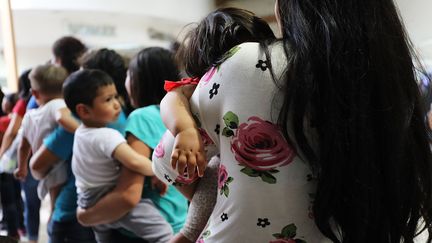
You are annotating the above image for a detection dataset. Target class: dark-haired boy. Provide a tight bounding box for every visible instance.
[64,69,173,243]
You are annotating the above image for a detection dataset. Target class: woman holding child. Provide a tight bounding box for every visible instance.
[153,0,432,242]
[76,47,188,239]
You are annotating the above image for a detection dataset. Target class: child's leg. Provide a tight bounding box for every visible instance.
[48,183,63,223]
[178,156,219,242]
[92,225,113,243]
[0,173,20,239]
[111,198,173,243]
[49,184,62,210]
[22,172,41,243]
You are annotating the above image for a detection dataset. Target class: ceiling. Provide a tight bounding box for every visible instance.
[0,0,431,87]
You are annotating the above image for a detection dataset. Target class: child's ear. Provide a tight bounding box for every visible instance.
[75,104,91,119]
[31,89,40,99]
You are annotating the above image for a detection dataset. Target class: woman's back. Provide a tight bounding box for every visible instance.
[190,42,328,242]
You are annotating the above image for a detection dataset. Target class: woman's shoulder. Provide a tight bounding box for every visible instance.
[128,105,159,119]
[126,105,163,131]
[219,41,286,70]
[230,41,284,56]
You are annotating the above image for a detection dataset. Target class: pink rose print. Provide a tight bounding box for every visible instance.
[175,169,199,185]
[218,164,228,190]
[218,164,233,197]
[231,117,295,171]
[196,239,205,243]
[154,140,165,158]
[201,67,217,85]
[198,128,214,146]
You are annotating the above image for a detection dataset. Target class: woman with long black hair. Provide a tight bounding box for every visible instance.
[154,0,432,242]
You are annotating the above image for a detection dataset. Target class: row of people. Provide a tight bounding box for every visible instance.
[2,0,432,242]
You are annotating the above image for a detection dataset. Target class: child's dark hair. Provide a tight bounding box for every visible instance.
[63,69,114,117]
[5,93,19,107]
[176,7,275,77]
[128,47,180,108]
[81,48,129,107]
[52,36,87,74]
[17,69,32,100]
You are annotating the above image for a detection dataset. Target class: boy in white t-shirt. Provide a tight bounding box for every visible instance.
[14,64,79,211]
[63,69,173,243]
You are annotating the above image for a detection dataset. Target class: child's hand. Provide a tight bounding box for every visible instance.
[171,127,207,178]
[151,176,168,195]
[14,167,28,181]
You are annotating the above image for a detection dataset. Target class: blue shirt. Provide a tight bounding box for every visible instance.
[125,105,188,233]
[26,95,38,110]
[44,111,127,222]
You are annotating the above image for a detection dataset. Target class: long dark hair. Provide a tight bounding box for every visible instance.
[275,0,432,242]
[128,47,179,108]
[177,7,275,77]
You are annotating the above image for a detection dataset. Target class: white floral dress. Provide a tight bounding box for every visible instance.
[153,42,330,243]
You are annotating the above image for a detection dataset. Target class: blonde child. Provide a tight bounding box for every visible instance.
[14,64,79,218]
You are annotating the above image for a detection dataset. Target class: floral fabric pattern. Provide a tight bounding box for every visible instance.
[270,224,307,243]
[218,164,233,197]
[154,139,165,158]
[231,116,295,171]
[153,42,326,242]
[221,111,296,184]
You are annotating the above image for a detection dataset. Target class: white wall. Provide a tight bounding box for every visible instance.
[1,0,432,90]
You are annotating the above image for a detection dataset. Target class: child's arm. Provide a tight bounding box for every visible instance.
[30,145,60,180]
[0,113,23,157]
[128,133,168,195]
[112,143,154,176]
[14,137,31,181]
[55,107,80,133]
[160,85,207,178]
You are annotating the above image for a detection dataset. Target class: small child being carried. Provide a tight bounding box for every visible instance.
[14,64,79,213]
[64,69,173,243]
[152,7,276,243]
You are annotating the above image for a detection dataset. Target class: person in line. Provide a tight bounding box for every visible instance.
[76,47,191,241]
[30,45,144,243]
[0,69,40,243]
[14,64,78,218]
[51,36,87,74]
[63,69,171,243]
[81,48,133,115]
[0,92,23,240]
[153,0,432,242]
[154,8,276,243]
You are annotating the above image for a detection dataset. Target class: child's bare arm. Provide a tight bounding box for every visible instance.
[160,85,207,177]
[14,137,31,180]
[56,107,80,133]
[160,85,196,135]
[112,143,154,176]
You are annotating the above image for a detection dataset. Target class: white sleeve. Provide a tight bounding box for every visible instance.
[94,128,126,158]
[21,113,31,141]
[47,99,66,121]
